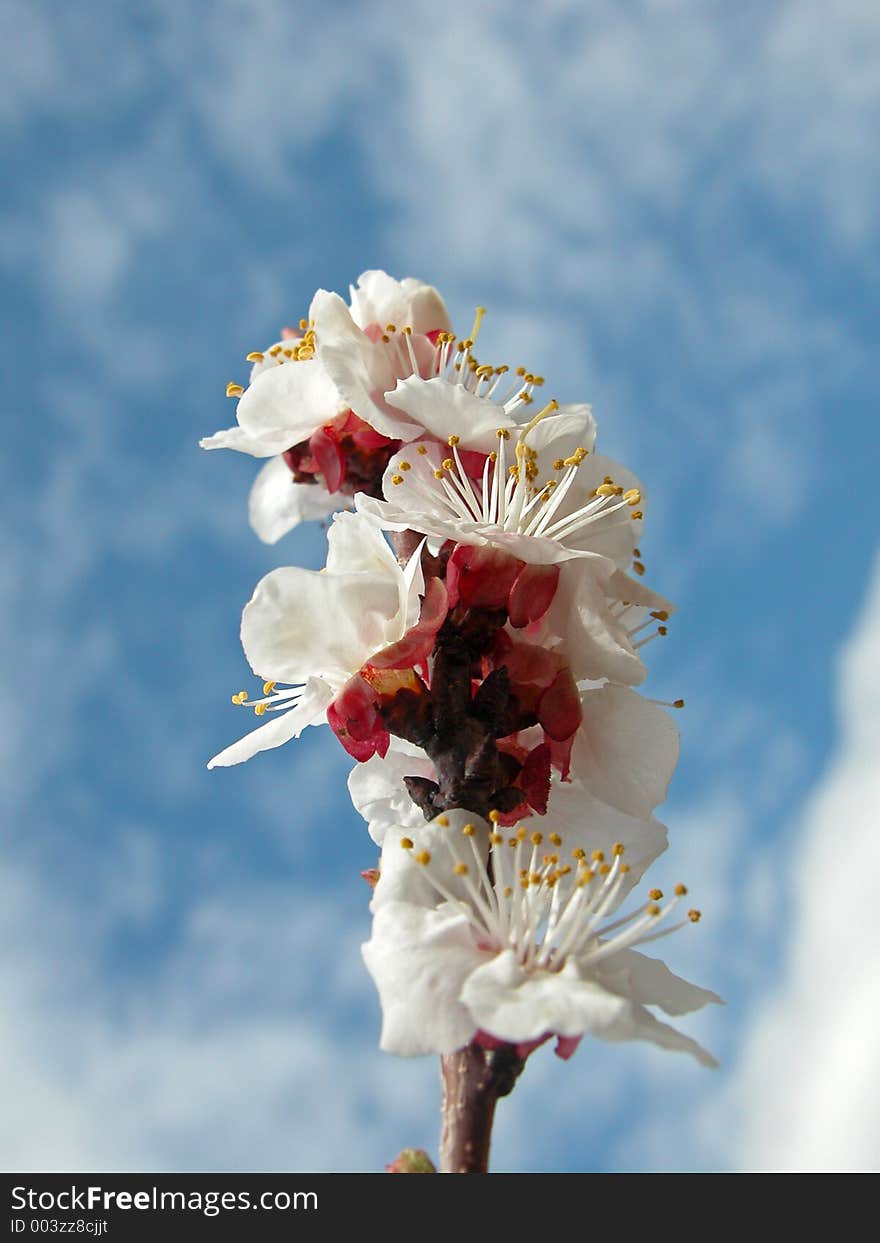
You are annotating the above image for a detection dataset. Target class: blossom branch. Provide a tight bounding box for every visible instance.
[440,1041,525,1174]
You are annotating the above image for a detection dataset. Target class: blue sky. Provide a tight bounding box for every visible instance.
[2,0,879,1172]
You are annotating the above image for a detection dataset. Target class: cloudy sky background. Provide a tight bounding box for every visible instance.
[2,0,878,1172]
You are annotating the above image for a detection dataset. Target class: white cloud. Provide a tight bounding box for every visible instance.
[727,548,880,1171]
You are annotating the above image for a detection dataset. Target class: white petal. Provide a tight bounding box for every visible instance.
[462,950,632,1042]
[362,902,481,1056]
[236,354,345,447]
[386,376,518,453]
[248,458,342,544]
[312,290,424,441]
[594,947,724,1016]
[545,560,648,685]
[574,685,680,818]
[206,678,332,769]
[240,562,403,685]
[348,270,452,334]
[371,813,490,910]
[199,425,293,457]
[324,509,401,579]
[543,783,668,898]
[600,1000,719,1068]
[523,404,597,461]
[347,744,434,844]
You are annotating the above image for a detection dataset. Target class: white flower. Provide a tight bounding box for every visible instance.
[362,810,720,1065]
[206,511,424,768]
[357,379,642,568]
[200,272,453,543]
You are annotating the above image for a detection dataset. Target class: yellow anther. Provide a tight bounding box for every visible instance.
[675,883,688,896]
[530,832,543,845]
[442,458,454,471]
[553,458,566,471]
[673,699,685,709]
[495,365,509,375]
[648,903,661,917]
[516,366,526,376]
[595,482,617,497]
[633,547,642,557]
[489,832,504,845]
[532,376,545,386]
[624,488,641,506]
[631,510,644,520]
[400,838,414,850]
[385,323,396,332]
[417,445,428,455]
[448,435,460,447]
[591,850,605,863]
[496,428,511,440]
[268,345,282,356]
[599,863,611,875]
[402,325,412,335]
[549,832,562,846]
[649,889,664,901]
[633,562,646,576]
[488,810,501,823]
[454,863,469,876]
[230,692,244,705]
[225,382,244,398]
[436,815,450,827]
[504,886,513,897]
[299,318,308,331]
[254,702,267,716]
[415,850,432,866]
[508,838,519,848]
[381,334,390,343]
[688,909,702,923]
[433,469,446,479]
[572,848,586,860]
[262,681,276,695]
[462,823,476,837]
[282,348,295,358]
[658,625,668,636]
[516,826,527,840]
[529,872,541,885]
[650,611,669,621]
[391,475,404,486]
[613,842,625,856]
[559,864,572,876]
[509,465,520,477]
[246,352,265,363]
[620,863,631,873]
[398,461,411,471]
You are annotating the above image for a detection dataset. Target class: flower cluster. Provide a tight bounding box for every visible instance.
[205,270,720,1080]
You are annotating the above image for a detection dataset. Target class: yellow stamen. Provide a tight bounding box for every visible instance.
[225,382,244,398]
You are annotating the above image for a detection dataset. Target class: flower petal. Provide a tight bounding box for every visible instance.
[241,562,402,684]
[347,742,434,844]
[312,290,424,441]
[574,685,680,819]
[595,947,724,1016]
[362,902,481,1056]
[248,458,342,545]
[462,949,632,1042]
[236,354,346,447]
[348,270,452,335]
[386,376,519,453]
[206,678,332,769]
